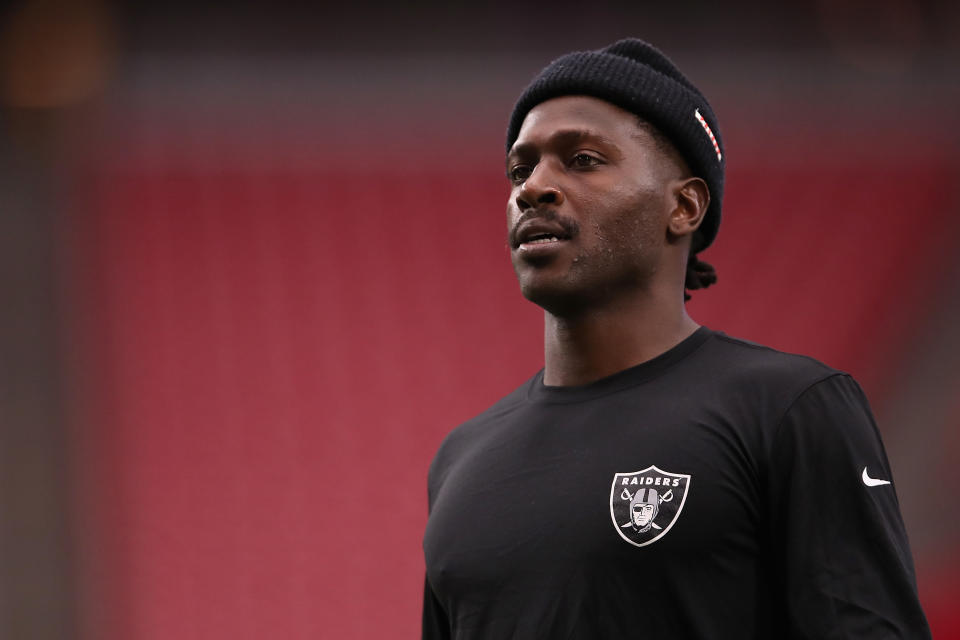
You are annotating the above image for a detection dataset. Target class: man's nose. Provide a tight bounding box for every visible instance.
[515,162,565,211]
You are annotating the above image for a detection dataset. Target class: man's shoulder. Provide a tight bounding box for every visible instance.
[692,330,870,446]
[451,377,532,437]
[704,330,844,387]
[428,373,536,482]
[694,330,853,415]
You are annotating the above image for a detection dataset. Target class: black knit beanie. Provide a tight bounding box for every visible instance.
[506,38,725,253]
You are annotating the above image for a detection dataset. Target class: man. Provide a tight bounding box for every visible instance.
[422,38,930,639]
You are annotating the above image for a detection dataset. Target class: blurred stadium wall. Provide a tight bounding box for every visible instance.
[1,1,958,638]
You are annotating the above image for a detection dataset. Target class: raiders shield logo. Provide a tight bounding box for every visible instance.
[610,466,691,547]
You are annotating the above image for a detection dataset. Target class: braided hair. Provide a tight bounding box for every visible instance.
[684,231,717,301]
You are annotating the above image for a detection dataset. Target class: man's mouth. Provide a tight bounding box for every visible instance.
[517,233,570,254]
[523,233,563,246]
[511,215,577,250]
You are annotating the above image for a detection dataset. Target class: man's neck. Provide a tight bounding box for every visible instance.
[542,289,699,387]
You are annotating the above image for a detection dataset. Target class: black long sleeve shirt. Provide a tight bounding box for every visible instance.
[423,328,930,639]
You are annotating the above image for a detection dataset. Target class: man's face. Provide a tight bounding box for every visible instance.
[632,502,657,527]
[505,96,683,315]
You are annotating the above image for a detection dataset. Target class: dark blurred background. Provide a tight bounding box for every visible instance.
[1,1,958,638]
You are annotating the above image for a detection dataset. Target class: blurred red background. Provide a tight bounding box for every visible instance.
[1,1,958,638]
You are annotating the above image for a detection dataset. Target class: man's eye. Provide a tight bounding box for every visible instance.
[509,166,532,183]
[571,153,601,167]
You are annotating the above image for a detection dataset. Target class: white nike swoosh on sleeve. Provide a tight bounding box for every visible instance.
[862,467,891,487]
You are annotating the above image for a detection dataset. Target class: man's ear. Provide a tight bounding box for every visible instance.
[667,177,710,239]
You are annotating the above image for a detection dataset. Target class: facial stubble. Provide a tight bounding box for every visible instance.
[512,192,666,317]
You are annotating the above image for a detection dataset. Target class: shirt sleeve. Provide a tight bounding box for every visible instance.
[767,373,930,639]
[422,574,451,640]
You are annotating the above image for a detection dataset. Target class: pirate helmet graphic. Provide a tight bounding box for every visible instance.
[630,487,660,531]
[611,466,691,547]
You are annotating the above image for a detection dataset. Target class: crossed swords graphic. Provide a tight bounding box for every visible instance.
[619,488,674,530]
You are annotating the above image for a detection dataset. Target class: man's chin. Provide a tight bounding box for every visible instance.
[518,276,591,317]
